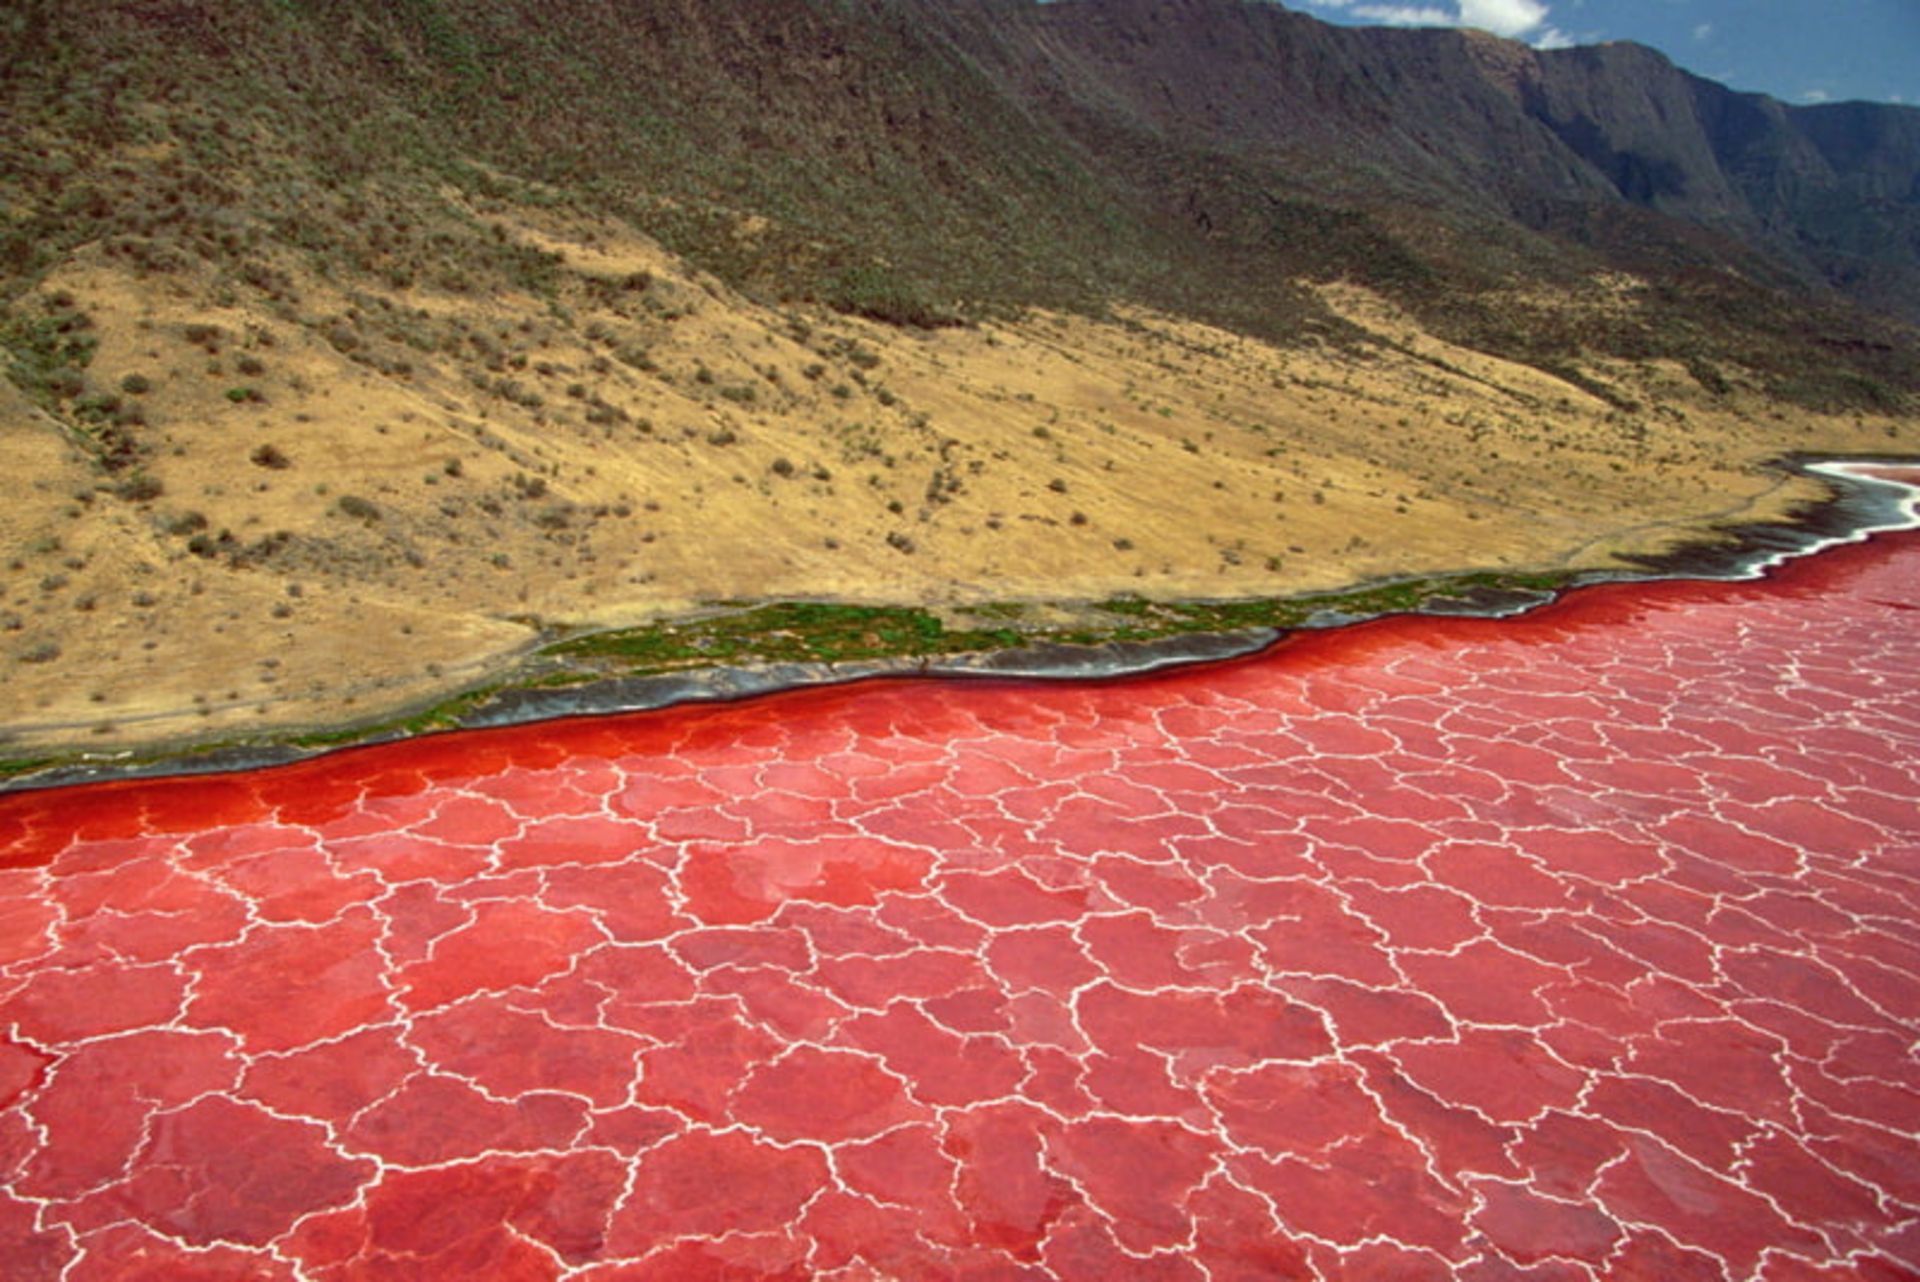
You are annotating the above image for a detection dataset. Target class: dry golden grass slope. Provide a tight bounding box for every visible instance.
[3,202,1913,757]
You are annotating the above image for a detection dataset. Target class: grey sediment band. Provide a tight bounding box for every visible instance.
[461,628,1284,729]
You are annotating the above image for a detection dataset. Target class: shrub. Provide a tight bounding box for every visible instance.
[114,473,164,502]
[336,494,380,521]
[250,443,291,469]
[1687,357,1730,395]
[826,265,962,329]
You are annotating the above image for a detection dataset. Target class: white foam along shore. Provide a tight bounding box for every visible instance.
[1772,460,1920,569]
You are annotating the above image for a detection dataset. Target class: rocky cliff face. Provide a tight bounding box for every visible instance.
[1515,41,1920,309]
[926,0,1920,321]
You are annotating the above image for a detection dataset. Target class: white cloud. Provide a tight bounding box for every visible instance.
[1693,22,1714,42]
[1799,88,1831,104]
[1301,0,1573,49]
[1352,4,1453,25]
[1458,0,1550,39]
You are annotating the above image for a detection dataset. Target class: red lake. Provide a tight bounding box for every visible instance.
[2,473,1918,1280]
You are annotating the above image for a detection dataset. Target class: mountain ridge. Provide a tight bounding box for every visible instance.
[5,0,1918,381]
[930,0,1920,326]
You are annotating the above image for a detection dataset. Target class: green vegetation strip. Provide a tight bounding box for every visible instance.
[1097,570,1569,637]
[542,570,1570,678]
[0,570,1571,787]
[547,601,1025,671]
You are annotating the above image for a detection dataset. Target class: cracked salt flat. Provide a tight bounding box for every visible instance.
[1,471,1918,1280]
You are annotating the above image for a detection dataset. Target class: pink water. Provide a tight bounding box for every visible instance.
[1,513,1917,1279]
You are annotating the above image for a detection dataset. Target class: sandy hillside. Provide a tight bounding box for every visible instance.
[3,207,1912,758]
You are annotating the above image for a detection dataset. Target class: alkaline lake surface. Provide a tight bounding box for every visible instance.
[2,473,1918,1280]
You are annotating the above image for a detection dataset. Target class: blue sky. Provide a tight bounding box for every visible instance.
[1291,0,1918,106]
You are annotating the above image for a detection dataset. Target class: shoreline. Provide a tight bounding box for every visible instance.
[5,453,1917,796]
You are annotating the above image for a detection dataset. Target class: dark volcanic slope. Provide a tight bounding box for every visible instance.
[925,1,1920,375]
[941,0,1920,305]
[2,0,1916,403]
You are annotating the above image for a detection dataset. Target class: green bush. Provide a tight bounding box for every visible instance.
[114,472,164,502]
[825,265,962,329]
